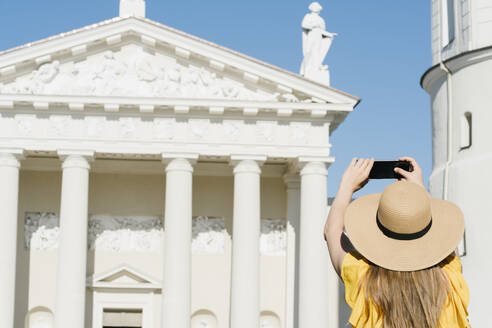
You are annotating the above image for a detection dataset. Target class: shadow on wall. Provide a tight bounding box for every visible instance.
[338,279,351,327]
[86,249,95,328]
[14,214,31,327]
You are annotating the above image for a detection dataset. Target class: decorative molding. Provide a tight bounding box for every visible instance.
[260,219,287,256]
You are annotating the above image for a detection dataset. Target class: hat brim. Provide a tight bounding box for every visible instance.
[344,193,465,271]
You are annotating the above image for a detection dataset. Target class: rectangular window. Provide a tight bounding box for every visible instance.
[447,0,456,43]
[441,0,456,47]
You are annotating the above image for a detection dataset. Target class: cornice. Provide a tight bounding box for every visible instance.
[0,94,353,119]
[421,45,492,91]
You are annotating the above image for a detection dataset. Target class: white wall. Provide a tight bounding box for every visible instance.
[16,169,288,328]
[425,53,492,326]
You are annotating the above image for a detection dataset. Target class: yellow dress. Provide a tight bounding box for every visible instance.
[341,252,471,328]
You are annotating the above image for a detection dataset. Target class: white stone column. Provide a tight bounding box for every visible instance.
[298,160,331,328]
[229,156,264,328]
[0,150,23,328]
[161,155,196,328]
[283,173,300,328]
[54,151,93,328]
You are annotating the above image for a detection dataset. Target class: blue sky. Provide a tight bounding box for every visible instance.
[0,1,432,197]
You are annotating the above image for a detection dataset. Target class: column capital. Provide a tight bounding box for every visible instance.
[163,157,196,173]
[230,155,266,175]
[297,156,334,165]
[299,161,328,176]
[230,155,265,175]
[162,152,198,164]
[57,150,94,170]
[0,148,24,168]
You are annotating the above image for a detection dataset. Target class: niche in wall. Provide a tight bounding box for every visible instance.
[191,309,218,328]
[25,306,54,328]
[260,311,281,328]
[460,111,472,150]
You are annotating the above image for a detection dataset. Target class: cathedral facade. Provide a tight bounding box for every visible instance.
[0,1,358,328]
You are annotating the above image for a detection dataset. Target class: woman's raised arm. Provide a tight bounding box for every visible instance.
[324,158,373,276]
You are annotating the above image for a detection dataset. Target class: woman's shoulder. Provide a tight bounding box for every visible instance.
[439,254,471,327]
[341,251,370,291]
[341,252,384,327]
[439,253,462,272]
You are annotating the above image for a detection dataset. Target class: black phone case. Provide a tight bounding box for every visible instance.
[369,161,411,179]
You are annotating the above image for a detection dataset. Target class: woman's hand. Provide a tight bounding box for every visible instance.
[394,156,425,188]
[339,158,374,195]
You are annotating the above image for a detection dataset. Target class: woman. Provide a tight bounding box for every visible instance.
[325,157,470,327]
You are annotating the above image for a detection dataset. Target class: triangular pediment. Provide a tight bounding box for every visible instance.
[0,43,280,101]
[87,264,160,290]
[0,17,358,105]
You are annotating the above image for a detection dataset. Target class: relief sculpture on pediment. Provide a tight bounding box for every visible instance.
[0,47,294,102]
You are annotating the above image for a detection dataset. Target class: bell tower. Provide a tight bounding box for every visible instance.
[422,0,492,326]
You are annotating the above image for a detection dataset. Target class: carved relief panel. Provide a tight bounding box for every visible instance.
[24,213,286,255]
[0,45,283,101]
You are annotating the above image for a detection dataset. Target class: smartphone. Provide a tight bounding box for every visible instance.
[369,161,411,179]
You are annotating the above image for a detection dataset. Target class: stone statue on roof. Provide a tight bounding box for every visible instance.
[300,2,337,85]
[119,0,146,17]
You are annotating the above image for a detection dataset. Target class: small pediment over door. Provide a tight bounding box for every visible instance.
[87,264,161,291]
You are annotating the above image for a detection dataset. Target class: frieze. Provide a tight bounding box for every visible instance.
[223,121,241,142]
[4,109,329,150]
[153,119,175,140]
[15,115,35,136]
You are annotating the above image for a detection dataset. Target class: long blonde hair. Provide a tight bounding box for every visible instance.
[361,259,450,328]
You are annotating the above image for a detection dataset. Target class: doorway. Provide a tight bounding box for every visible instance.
[102,308,143,328]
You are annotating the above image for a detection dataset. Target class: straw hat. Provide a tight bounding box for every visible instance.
[344,181,464,271]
